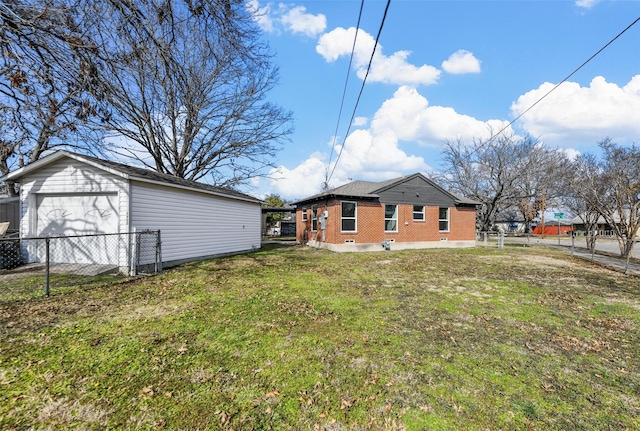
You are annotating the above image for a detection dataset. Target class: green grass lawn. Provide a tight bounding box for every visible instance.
[1,244,639,430]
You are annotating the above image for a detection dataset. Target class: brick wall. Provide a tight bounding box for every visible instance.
[297,200,476,245]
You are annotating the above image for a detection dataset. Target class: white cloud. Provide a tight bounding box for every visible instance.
[562,148,581,160]
[441,50,481,74]
[316,27,440,86]
[246,0,275,33]
[280,5,326,38]
[267,153,328,198]
[353,117,368,127]
[511,75,640,147]
[371,86,512,145]
[247,1,326,37]
[575,0,601,9]
[265,86,513,200]
[327,128,428,182]
[316,27,365,61]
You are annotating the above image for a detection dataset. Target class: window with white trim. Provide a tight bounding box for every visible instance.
[341,201,357,232]
[301,207,307,221]
[384,204,398,232]
[311,205,318,231]
[413,205,424,221]
[439,207,449,231]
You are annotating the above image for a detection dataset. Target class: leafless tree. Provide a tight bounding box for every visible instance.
[558,151,604,252]
[0,0,99,195]
[439,132,544,232]
[83,0,293,188]
[577,140,640,258]
[559,158,599,252]
[513,144,569,233]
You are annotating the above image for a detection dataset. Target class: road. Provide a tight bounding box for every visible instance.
[500,235,640,259]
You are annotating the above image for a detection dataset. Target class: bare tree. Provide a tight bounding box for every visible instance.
[0,0,99,194]
[83,0,293,188]
[513,144,569,233]
[439,132,542,232]
[559,153,602,252]
[569,140,640,258]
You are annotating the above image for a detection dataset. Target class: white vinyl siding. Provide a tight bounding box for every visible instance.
[19,158,129,237]
[130,182,261,264]
[16,155,262,267]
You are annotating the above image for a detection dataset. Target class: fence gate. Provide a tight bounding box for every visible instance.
[131,230,162,276]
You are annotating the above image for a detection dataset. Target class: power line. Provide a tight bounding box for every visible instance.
[326,0,392,186]
[488,15,640,144]
[324,0,365,188]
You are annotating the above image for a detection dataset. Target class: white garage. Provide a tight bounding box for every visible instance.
[3,151,263,269]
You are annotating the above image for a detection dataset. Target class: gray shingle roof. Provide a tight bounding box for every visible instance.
[293,173,480,206]
[77,152,260,202]
[293,177,404,204]
[2,150,261,204]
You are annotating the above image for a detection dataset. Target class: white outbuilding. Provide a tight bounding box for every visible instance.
[1,151,262,268]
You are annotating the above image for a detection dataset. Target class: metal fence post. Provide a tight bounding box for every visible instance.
[129,229,136,276]
[135,230,141,276]
[156,230,163,274]
[45,237,50,297]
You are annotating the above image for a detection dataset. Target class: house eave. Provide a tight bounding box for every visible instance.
[293,193,380,206]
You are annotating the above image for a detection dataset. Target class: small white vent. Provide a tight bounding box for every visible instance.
[440,237,448,241]
[345,239,355,244]
[386,238,395,243]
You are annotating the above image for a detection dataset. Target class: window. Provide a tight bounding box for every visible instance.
[301,207,307,221]
[413,205,424,221]
[341,201,357,232]
[385,204,398,232]
[311,205,318,231]
[439,207,449,231]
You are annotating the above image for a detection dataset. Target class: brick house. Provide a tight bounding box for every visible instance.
[293,173,479,251]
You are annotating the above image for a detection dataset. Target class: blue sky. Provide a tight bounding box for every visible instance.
[246,0,640,201]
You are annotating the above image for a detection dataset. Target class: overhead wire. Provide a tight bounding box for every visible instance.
[487,15,640,144]
[326,0,392,187]
[324,0,366,188]
[324,5,639,186]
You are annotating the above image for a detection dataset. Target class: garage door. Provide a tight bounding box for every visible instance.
[36,193,119,236]
[34,193,120,265]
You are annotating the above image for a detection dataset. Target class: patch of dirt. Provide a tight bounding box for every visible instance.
[512,253,619,276]
[377,259,401,265]
[518,254,578,268]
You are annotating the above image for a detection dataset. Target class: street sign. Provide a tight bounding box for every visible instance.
[553,212,564,219]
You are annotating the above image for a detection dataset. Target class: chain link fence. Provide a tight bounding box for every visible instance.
[0,230,161,299]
